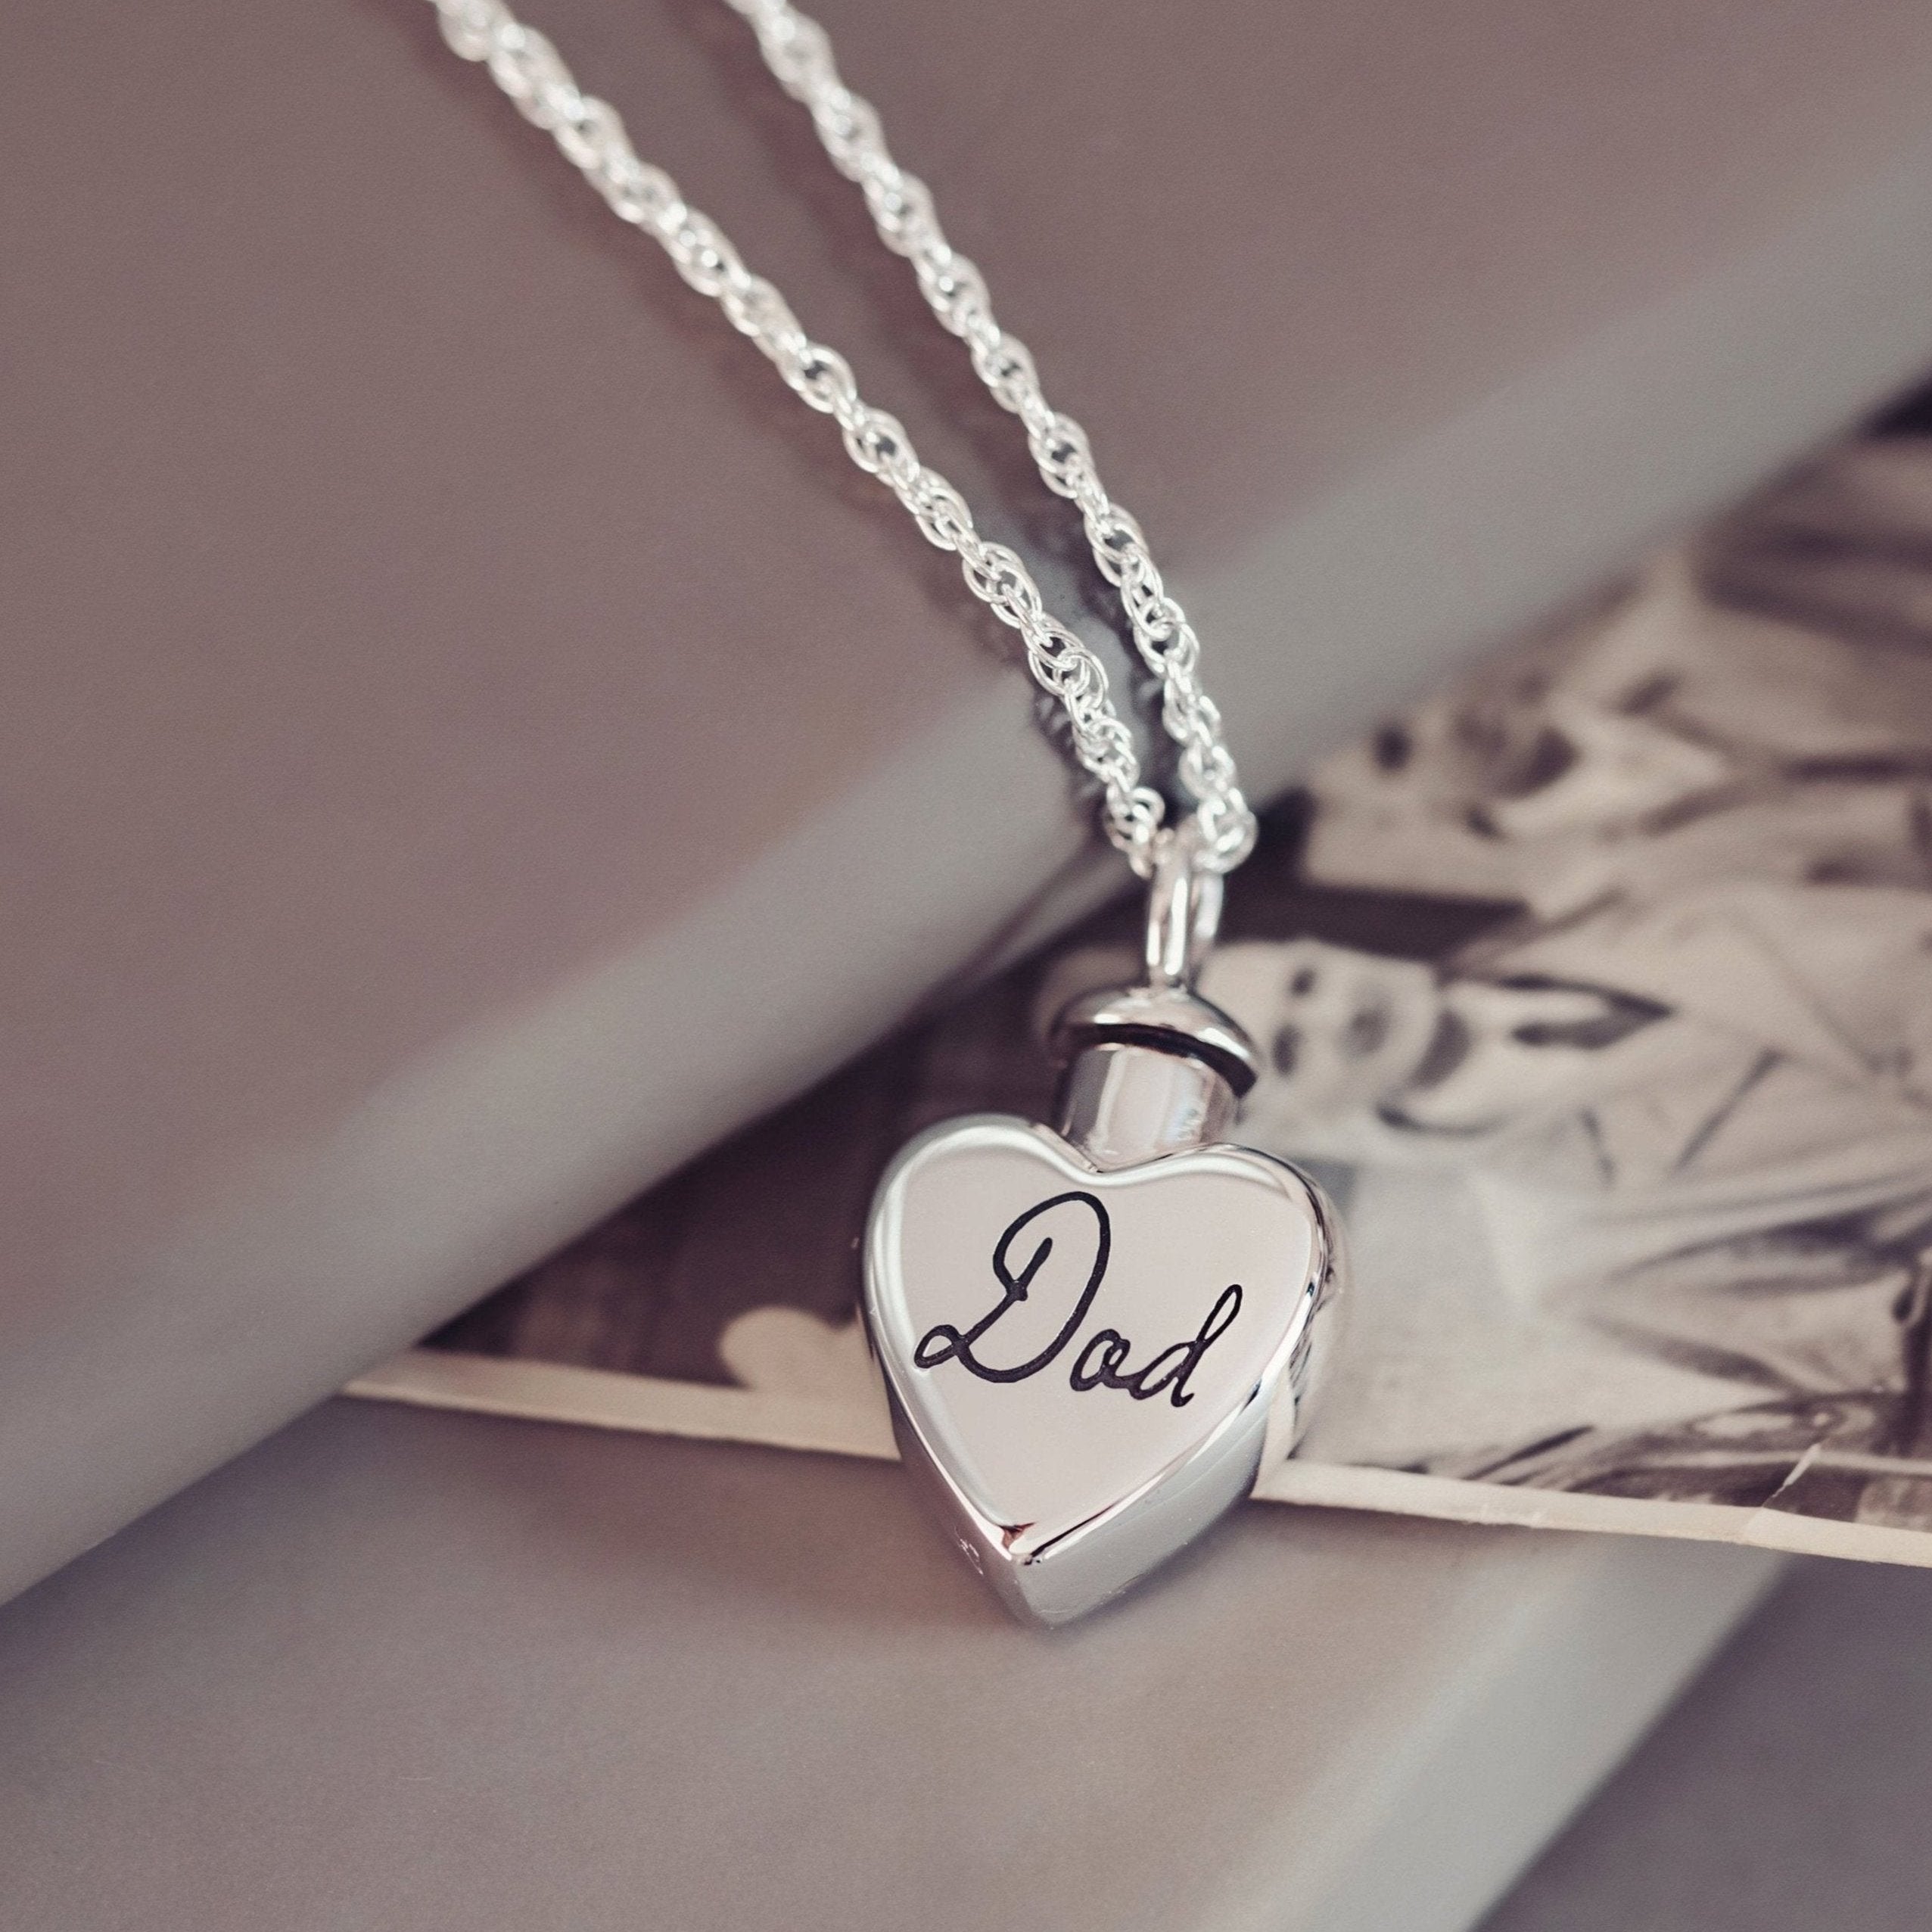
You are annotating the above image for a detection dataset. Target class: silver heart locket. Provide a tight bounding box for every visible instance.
[864,837,1345,1624]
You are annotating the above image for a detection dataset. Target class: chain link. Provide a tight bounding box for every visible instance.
[722,0,1255,875]
[430,0,1254,877]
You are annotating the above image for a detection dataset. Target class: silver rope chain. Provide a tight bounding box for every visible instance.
[431,0,1257,878]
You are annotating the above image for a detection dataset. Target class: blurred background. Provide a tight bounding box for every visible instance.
[13,1,1932,1926]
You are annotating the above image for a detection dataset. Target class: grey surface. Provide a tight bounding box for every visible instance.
[0,1398,1774,1932]
[15,0,1932,1610]
[1482,1560,1932,1932]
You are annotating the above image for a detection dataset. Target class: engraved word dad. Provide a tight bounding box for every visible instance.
[866,1115,1334,1625]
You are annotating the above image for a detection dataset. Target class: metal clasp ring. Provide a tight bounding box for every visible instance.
[1143,820,1222,992]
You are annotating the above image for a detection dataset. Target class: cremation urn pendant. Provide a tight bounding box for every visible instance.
[863,836,1345,1625]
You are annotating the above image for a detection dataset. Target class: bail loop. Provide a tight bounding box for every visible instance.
[1049,817,1257,1100]
[1143,819,1222,991]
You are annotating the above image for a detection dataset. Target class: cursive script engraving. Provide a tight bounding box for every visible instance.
[1067,1284,1243,1408]
[913,1191,1109,1382]
[913,1193,1243,1408]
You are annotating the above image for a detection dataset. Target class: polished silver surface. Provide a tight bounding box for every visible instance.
[431,0,1255,881]
[867,798,1339,1622]
[866,1099,1339,1625]
[1051,829,1262,1094]
[1056,1042,1238,1170]
[1050,983,1262,1096]
[869,937,1342,1626]
[1141,819,1228,986]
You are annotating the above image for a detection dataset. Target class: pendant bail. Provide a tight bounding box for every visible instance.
[1143,819,1222,992]
[1047,820,1258,1103]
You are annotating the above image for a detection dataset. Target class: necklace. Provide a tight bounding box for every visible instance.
[434,0,1344,1623]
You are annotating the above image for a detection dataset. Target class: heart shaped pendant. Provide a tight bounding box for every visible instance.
[866,1102,1338,1623]
[866,833,1346,1624]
